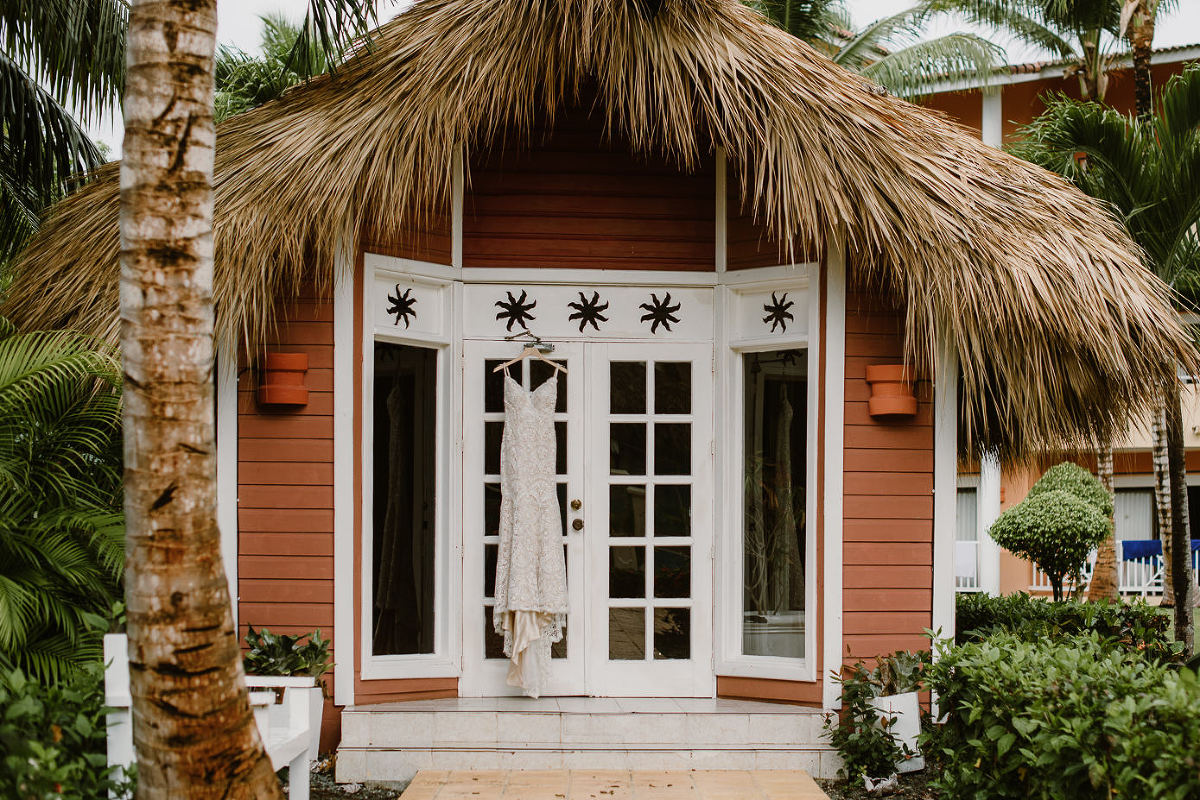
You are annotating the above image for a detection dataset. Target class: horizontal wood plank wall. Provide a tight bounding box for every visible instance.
[361,208,453,265]
[726,163,790,270]
[842,287,934,663]
[464,110,714,271]
[237,288,341,748]
[351,250,458,710]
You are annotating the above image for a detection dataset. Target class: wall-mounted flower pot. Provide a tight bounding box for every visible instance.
[865,364,917,419]
[257,352,309,407]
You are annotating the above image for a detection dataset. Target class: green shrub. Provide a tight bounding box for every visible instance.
[823,651,928,781]
[988,489,1110,600]
[243,626,332,679]
[955,592,1179,662]
[924,633,1200,800]
[0,664,134,800]
[1027,461,1114,517]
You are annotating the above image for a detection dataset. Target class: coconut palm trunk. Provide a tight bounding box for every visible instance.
[1164,378,1195,652]
[121,0,282,796]
[1088,448,1119,601]
[1152,407,1175,604]
[1122,0,1159,119]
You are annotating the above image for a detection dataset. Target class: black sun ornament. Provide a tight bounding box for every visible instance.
[567,291,610,332]
[762,292,795,333]
[386,286,418,328]
[495,290,537,331]
[639,292,681,334]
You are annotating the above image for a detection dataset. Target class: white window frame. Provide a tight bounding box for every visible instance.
[954,476,982,593]
[715,264,821,682]
[358,254,461,680]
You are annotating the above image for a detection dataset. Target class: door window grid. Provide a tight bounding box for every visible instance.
[607,360,694,662]
[481,358,570,660]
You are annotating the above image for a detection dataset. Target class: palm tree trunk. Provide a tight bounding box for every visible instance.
[1152,406,1175,606]
[1088,448,1119,601]
[1125,0,1159,119]
[1164,377,1195,656]
[121,0,283,797]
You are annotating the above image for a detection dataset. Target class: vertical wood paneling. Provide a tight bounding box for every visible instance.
[842,289,934,663]
[464,109,714,271]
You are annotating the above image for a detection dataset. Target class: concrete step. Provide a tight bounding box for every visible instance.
[337,698,838,783]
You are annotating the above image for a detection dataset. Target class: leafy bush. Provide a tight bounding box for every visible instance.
[1027,461,1114,517]
[243,626,332,679]
[0,319,124,682]
[924,633,1200,800]
[0,664,134,799]
[988,488,1110,601]
[824,651,927,781]
[956,592,1179,661]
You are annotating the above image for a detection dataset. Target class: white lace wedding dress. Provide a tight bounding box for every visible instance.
[493,371,568,697]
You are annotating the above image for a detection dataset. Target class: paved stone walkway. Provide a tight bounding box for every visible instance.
[399,770,828,799]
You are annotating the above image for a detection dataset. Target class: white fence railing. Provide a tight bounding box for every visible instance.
[1029,541,1200,597]
[955,540,981,591]
[104,634,319,799]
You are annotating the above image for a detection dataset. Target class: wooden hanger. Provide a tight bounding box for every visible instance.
[491,345,566,374]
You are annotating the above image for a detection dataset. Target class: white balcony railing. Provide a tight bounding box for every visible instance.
[1029,540,1200,597]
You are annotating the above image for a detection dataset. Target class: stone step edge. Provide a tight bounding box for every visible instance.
[338,744,834,753]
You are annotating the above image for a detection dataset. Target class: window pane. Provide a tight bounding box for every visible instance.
[654,608,690,659]
[742,349,807,660]
[485,421,503,475]
[956,488,978,541]
[486,360,520,413]
[610,485,646,537]
[654,423,691,475]
[372,342,438,655]
[555,421,567,474]
[484,482,501,537]
[530,360,568,412]
[654,362,691,414]
[654,546,690,598]
[654,485,690,537]
[610,547,646,598]
[609,609,646,660]
[610,362,646,413]
[610,423,646,475]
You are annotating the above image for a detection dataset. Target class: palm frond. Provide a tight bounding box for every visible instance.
[921,0,1077,58]
[834,4,935,70]
[859,32,1004,98]
[288,0,377,80]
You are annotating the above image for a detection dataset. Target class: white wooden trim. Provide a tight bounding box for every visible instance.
[216,352,239,624]
[359,261,460,681]
[981,89,1003,149]
[977,453,1002,594]
[714,269,819,682]
[715,147,727,274]
[932,336,958,644]
[333,251,356,707]
[821,237,846,710]
[460,267,720,287]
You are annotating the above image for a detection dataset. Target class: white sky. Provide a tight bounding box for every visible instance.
[87,0,1200,153]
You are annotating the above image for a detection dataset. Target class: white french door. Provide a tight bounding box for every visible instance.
[461,339,713,697]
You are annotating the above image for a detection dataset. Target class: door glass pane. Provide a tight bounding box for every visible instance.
[372,342,437,656]
[530,360,568,412]
[552,622,568,659]
[484,610,505,659]
[484,482,501,537]
[484,421,503,475]
[558,482,568,535]
[609,547,646,598]
[484,543,498,598]
[654,609,690,659]
[654,423,691,475]
[485,360,520,413]
[555,421,568,474]
[654,362,691,414]
[654,546,690,598]
[609,609,646,660]
[654,485,690,537]
[610,485,646,537]
[742,349,807,660]
[610,423,646,475]
[610,362,646,413]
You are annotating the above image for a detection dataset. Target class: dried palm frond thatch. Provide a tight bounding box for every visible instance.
[2,0,1192,459]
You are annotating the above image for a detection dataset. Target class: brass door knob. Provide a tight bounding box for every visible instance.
[572,518,584,531]
[570,499,582,510]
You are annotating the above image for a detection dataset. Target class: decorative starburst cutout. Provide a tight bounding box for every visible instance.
[495,290,537,331]
[762,292,795,333]
[567,291,610,332]
[386,286,417,328]
[639,292,681,334]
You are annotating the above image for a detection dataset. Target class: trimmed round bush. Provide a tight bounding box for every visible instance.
[988,488,1110,600]
[1027,461,1114,517]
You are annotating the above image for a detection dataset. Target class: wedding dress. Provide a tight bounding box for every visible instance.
[493,371,568,697]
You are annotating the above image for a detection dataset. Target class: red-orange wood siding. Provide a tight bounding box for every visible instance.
[463,110,715,271]
[841,289,934,664]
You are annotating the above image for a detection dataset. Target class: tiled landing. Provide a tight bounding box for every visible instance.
[337,698,837,784]
[399,770,829,799]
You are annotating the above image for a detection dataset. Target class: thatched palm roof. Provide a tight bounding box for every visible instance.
[2,0,1192,459]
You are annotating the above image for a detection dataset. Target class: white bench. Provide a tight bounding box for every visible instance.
[104,634,317,799]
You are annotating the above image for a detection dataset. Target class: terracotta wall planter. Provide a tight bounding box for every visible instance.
[258,352,309,407]
[865,364,917,419]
